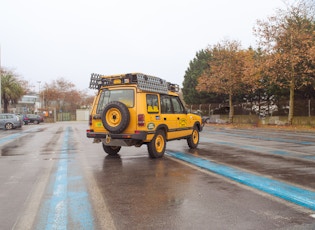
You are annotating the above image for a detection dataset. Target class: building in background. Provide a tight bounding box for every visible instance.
[16,94,40,114]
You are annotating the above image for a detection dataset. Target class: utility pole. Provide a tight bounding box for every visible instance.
[0,45,2,113]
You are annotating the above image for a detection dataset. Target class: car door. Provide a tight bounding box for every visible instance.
[170,96,192,137]
[160,95,178,140]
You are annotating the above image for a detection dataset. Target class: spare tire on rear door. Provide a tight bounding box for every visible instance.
[101,101,130,134]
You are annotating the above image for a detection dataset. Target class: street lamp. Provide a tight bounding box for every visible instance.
[37,81,41,108]
[0,45,2,113]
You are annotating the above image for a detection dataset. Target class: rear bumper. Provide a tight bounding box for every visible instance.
[86,131,147,140]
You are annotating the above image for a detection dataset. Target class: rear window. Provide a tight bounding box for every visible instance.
[96,89,134,114]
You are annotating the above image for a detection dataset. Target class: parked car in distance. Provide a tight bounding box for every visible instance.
[23,114,43,125]
[0,113,23,130]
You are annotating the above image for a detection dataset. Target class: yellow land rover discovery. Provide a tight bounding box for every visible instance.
[86,73,203,158]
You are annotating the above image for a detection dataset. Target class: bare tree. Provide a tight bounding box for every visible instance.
[43,77,93,112]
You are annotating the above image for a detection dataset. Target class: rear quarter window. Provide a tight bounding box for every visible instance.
[146,94,159,113]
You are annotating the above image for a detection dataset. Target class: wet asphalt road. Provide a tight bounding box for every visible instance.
[0,122,315,229]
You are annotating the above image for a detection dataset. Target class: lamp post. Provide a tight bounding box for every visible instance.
[0,45,2,113]
[37,81,41,109]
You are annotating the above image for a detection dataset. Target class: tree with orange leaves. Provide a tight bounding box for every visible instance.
[254,1,315,124]
[42,77,94,112]
[196,40,259,123]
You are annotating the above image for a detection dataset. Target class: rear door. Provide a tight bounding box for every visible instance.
[160,95,177,140]
[0,115,4,127]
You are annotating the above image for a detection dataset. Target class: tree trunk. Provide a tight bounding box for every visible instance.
[3,98,9,113]
[288,79,295,125]
[228,92,234,123]
[288,34,295,125]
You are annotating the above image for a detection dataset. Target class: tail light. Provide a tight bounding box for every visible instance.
[138,114,145,126]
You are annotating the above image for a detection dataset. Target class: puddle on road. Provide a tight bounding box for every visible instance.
[0,133,35,157]
[1,126,78,158]
[43,157,74,161]
[40,150,56,155]
[1,144,25,156]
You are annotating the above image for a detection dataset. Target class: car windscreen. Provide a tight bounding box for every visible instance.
[96,89,134,114]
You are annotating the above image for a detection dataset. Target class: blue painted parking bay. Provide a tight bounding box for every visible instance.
[166,151,315,211]
[200,137,315,161]
[35,127,94,230]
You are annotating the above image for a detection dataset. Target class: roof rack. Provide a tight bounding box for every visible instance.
[89,73,103,90]
[89,73,179,94]
[136,73,168,94]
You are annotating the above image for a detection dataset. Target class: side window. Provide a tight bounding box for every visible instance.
[96,90,110,114]
[171,97,185,114]
[146,94,159,113]
[160,95,172,114]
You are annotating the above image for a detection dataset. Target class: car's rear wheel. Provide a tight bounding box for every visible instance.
[102,144,121,155]
[187,125,199,149]
[5,123,13,130]
[148,130,166,158]
[102,101,130,134]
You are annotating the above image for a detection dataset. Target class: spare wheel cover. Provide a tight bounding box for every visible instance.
[101,101,130,134]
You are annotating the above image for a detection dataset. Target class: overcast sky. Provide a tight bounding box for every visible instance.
[1,0,286,93]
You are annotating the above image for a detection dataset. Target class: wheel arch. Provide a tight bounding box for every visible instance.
[194,121,203,131]
[155,124,168,135]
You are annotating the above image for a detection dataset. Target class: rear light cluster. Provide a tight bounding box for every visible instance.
[138,114,145,126]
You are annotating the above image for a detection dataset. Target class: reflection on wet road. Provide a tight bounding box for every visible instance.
[0,122,315,229]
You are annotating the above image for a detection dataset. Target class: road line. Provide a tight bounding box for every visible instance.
[75,133,117,230]
[166,151,315,211]
[45,129,69,230]
[36,127,94,230]
[12,158,55,230]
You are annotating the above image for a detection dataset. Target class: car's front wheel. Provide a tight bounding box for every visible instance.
[102,144,121,155]
[187,125,199,149]
[147,130,166,158]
